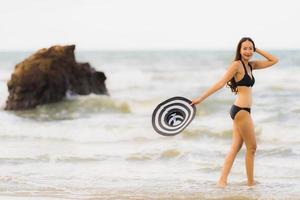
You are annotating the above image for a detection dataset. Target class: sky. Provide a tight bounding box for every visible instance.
[0,0,299,51]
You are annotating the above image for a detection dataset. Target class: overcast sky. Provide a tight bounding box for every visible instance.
[0,0,299,51]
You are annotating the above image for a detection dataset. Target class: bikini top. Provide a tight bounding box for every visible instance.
[235,60,255,87]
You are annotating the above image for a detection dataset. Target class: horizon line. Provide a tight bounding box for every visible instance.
[0,47,299,52]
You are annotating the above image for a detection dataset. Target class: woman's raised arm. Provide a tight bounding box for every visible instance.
[251,48,278,70]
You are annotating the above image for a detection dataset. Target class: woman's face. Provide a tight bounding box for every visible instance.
[240,40,254,61]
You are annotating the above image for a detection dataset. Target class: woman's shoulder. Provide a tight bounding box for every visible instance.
[227,60,241,73]
[232,60,241,65]
[230,60,242,68]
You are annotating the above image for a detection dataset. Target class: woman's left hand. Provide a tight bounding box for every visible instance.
[190,98,201,106]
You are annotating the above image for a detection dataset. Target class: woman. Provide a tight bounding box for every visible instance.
[191,37,278,187]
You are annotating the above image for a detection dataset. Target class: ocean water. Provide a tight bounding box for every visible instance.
[0,50,299,199]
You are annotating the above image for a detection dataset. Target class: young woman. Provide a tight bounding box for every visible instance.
[191,37,278,187]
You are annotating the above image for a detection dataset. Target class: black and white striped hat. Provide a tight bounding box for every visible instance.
[152,96,196,136]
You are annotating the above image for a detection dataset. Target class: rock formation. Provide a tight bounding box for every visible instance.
[5,45,108,110]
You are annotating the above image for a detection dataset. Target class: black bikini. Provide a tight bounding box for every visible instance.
[236,60,255,87]
[230,60,255,120]
[230,105,251,120]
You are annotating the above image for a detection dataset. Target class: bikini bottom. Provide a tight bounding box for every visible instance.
[230,104,251,120]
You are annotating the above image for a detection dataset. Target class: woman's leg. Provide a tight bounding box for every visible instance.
[218,121,243,187]
[235,111,257,186]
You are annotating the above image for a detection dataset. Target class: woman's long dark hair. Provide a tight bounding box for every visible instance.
[227,37,256,94]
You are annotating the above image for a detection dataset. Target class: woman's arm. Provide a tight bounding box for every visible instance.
[251,48,279,70]
[191,61,239,105]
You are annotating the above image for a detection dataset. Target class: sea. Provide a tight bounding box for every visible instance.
[0,50,299,199]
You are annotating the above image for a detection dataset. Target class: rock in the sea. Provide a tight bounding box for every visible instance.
[5,45,108,110]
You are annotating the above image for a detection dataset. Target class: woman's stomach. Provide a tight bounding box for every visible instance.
[234,87,252,107]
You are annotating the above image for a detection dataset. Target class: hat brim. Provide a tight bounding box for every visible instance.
[152,96,196,136]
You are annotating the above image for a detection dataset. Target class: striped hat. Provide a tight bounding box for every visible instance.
[152,96,196,136]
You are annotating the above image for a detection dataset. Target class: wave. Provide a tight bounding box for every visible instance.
[126,153,155,161]
[195,98,233,117]
[195,162,222,172]
[126,149,182,161]
[159,149,182,159]
[181,128,233,139]
[0,150,184,164]
[0,154,50,164]
[182,126,263,140]
[293,108,300,113]
[55,156,104,163]
[126,147,221,162]
[11,95,131,121]
[258,147,298,158]
[0,154,111,164]
[0,147,296,166]
[0,134,72,142]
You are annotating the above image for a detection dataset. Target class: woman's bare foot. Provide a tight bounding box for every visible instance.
[247,180,256,186]
[217,180,227,188]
